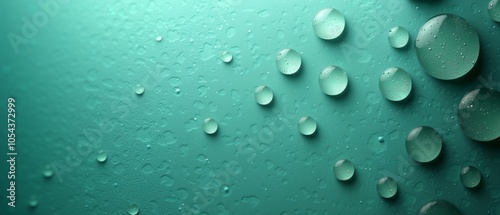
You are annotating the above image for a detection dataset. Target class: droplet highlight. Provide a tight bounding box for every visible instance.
[460,166,481,188]
[319,66,348,96]
[388,26,409,48]
[312,8,346,40]
[276,48,301,75]
[254,85,274,105]
[334,159,355,181]
[298,116,317,136]
[379,67,412,102]
[377,177,398,198]
[203,118,218,135]
[457,88,500,142]
[415,14,480,80]
[405,126,443,163]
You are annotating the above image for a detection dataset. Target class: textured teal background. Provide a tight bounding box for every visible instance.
[1,0,500,214]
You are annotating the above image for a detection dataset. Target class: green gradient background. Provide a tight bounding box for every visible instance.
[1,0,500,214]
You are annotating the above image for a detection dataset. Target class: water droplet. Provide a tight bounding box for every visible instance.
[203,118,218,134]
[28,195,38,208]
[43,165,53,178]
[416,14,480,80]
[174,87,181,95]
[460,166,481,188]
[96,150,107,163]
[155,35,163,42]
[220,51,233,63]
[276,48,301,75]
[298,116,317,136]
[406,126,443,163]
[135,85,145,95]
[378,136,385,143]
[417,200,461,215]
[312,8,345,40]
[333,159,355,181]
[458,88,500,142]
[488,0,500,22]
[319,66,348,96]
[377,177,398,198]
[379,67,412,102]
[254,85,274,105]
[222,185,231,196]
[127,204,140,215]
[388,26,409,48]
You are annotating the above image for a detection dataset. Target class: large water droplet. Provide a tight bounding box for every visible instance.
[377,177,398,198]
[388,26,409,48]
[488,0,500,22]
[418,200,461,215]
[415,14,480,80]
[457,88,500,142]
[379,67,412,102]
[135,85,145,95]
[334,159,355,181]
[221,51,233,63]
[203,118,218,134]
[312,8,345,40]
[298,116,317,136]
[319,66,348,96]
[96,150,107,163]
[460,166,481,188]
[127,204,140,215]
[254,85,274,105]
[405,126,442,163]
[276,48,301,75]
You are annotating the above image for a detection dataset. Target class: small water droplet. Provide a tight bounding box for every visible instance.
[127,204,140,215]
[254,85,274,105]
[28,195,38,208]
[135,85,145,95]
[333,159,355,181]
[406,126,442,163]
[96,150,107,163]
[220,51,233,63]
[388,26,409,48]
[417,200,461,215]
[319,66,348,96]
[298,116,317,136]
[377,177,398,198]
[460,166,481,188]
[43,165,53,178]
[276,48,301,75]
[488,0,500,22]
[203,118,218,135]
[312,8,346,40]
[155,35,163,42]
[379,67,412,102]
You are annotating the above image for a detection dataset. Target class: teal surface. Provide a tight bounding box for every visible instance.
[1,0,500,214]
